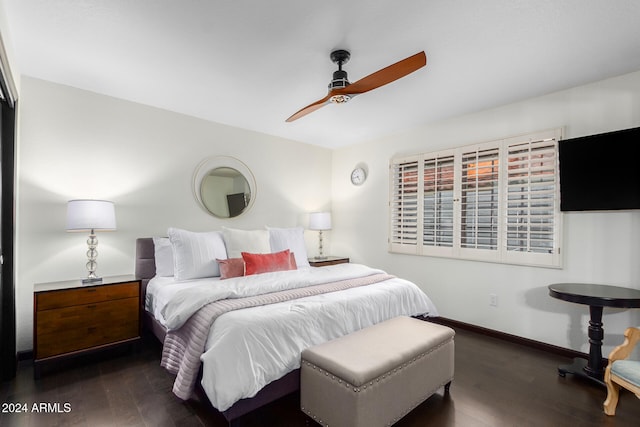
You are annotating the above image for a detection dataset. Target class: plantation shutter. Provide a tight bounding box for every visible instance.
[460,146,500,253]
[504,134,561,266]
[422,154,455,250]
[389,158,420,254]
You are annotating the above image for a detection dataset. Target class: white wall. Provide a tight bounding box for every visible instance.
[15,77,332,351]
[331,70,640,355]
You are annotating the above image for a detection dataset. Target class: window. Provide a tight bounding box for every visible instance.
[389,129,562,268]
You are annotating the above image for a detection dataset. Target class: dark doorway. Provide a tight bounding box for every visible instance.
[0,70,16,381]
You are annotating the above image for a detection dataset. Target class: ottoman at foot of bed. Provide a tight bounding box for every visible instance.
[300,316,455,427]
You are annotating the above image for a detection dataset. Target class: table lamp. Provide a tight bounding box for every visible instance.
[66,199,116,283]
[309,212,331,260]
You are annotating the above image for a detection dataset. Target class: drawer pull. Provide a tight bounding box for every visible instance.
[86,305,97,309]
[86,288,97,292]
[87,327,97,333]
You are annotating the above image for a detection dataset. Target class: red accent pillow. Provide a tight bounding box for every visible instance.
[289,252,297,269]
[216,258,245,279]
[242,249,297,276]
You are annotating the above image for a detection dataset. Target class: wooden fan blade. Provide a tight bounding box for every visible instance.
[285,94,332,122]
[344,51,426,95]
[286,51,426,122]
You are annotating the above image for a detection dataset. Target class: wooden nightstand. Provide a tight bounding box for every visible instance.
[33,275,141,377]
[308,256,350,267]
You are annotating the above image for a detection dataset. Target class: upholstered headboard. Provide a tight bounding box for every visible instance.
[135,238,156,295]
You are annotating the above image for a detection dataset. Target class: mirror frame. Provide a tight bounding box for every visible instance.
[193,156,257,218]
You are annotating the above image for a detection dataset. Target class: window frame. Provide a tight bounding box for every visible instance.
[389,129,563,268]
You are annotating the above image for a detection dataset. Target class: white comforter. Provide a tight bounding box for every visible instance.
[146,264,438,411]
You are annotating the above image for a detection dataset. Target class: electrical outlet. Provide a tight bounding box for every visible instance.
[489,293,498,307]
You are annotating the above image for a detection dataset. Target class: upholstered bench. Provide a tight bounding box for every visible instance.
[300,316,454,427]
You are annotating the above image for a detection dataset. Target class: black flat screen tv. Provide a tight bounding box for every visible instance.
[558,127,640,211]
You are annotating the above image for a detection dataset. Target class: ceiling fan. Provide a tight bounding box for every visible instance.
[286,50,426,122]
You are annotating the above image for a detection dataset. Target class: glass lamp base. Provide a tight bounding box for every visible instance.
[82,230,101,284]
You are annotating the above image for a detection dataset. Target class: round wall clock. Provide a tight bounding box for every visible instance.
[350,167,367,185]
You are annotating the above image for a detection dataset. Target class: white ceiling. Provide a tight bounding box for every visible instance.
[5,0,640,149]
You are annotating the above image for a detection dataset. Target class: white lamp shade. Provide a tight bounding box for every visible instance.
[66,199,116,231]
[309,212,332,231]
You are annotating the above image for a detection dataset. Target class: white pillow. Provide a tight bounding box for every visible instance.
[267,226,310,268]
[152,237,174,277]
[222,227,271,258]
[167,228,228,280]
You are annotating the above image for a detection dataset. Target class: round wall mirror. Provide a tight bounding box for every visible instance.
[193,156,256,218]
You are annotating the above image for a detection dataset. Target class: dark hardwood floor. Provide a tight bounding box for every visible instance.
[2,327,639,426]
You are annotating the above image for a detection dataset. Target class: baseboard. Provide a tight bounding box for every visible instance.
[16,350,33,362]
[17,350,33,362]
[429,316,587,361]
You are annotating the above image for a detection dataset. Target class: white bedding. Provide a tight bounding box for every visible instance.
[146,264,438,411]
[145,275,221,326]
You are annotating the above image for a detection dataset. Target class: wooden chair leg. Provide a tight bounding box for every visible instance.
[603,379,620,416]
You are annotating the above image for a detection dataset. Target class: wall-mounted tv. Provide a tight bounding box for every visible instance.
[558,126,640,212]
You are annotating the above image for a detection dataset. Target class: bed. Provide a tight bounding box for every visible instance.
[135,227,438,425]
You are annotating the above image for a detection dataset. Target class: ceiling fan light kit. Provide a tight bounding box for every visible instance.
[329,94,351,104]
[286,49,426,122]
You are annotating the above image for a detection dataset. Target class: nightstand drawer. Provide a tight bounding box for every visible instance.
[36,281,139,310]
[36,297,138,335]
[36,317,139,359]
[36,297,139,358]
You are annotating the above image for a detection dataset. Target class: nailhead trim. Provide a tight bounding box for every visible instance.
[302,377,453,427]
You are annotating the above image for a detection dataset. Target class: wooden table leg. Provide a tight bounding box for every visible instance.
[557,305,605,386]
[584,305,604,378]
